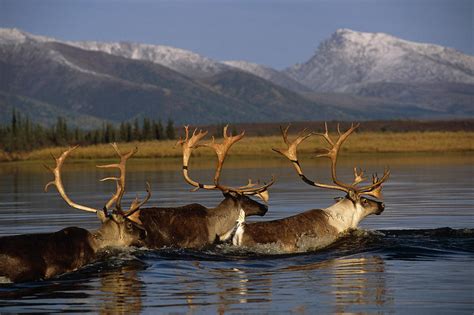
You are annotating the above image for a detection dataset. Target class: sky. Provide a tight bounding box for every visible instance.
[0,0,472,69]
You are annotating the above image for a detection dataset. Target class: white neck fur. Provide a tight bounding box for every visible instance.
[324,199,365,233]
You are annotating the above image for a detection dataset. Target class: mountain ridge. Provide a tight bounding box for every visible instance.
[284,28,474,92]
[0,27,472,127]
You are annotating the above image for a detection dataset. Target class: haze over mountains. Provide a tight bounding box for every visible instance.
[1,28,472,127]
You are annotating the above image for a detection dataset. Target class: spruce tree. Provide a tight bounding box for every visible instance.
[142,118,152,140]
[132,119,140,141]
[153,119,164,140]
[165,119,175,140]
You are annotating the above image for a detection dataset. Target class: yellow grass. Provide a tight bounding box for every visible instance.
[1,131,473,162]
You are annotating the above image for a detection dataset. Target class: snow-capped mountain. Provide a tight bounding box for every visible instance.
[0,28,310,90]
[222,60,311,93]
[67,41,230,79]
[1,27,472,125]
[0,28,354,126]
[0,28,231,79]
[0,28,53,45]
[285,28,474,92]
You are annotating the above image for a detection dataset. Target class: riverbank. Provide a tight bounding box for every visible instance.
[1,131,473,162]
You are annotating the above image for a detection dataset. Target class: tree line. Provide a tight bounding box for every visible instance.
[0,110,176,153]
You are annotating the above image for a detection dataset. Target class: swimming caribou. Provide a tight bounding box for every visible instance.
[127,125,275,249]
[0,144,150,283]
[232,123,390,253]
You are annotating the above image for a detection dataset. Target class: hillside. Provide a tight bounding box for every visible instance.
[284,29,474,116]
[1,28,471,127]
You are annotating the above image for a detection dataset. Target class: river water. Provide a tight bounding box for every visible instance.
[0,153,473,313]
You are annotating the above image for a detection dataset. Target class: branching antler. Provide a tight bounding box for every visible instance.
[274,123,390,200]
[125,181,152,217]
[45,144,151,216]
[178,125,275,201]
[177,125,217,191]
[272,124,313,186]
[97,143,138,212]
[312,122,360,192]
[44,146,97,213]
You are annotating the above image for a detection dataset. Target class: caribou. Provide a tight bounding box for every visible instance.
[127,126,275,249]
[232,123,390,253]
[0,144,150,283]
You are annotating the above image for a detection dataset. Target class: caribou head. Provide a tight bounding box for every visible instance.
[273,123,390,230]
[178,125,274,218]
[44,143,151,249]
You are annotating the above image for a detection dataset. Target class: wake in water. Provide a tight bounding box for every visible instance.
[133,227,474,261]
[1,227,472,290]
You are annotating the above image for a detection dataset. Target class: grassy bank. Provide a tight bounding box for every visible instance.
[1,131,473,162]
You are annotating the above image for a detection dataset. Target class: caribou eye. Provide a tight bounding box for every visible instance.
[361,198,369,206]
[126,221,133,230]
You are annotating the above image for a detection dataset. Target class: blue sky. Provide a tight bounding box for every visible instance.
[1,0,472,69]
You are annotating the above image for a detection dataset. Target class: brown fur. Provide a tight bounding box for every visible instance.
[239,209,339,252]
[139,204,212,249]
[138,194,268,249]
[0,214,146,283]
[0,227,95,283]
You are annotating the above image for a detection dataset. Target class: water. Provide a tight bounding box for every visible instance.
[0,153,473,313]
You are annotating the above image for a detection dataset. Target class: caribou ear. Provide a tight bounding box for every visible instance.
[97,209,107,223]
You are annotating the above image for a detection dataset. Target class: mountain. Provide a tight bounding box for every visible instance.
[69,39,315,94]
[285,28,474,91]
[222,60,311,93]
[68,41,230,79]
[0,39,264,124]
[0,28,468,127]
[0,91,107,128]
[285,29,474,115]
[0,29,356,125]
[200,70,353,121]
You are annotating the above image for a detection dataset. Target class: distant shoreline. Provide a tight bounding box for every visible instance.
[1,131,473,162]
[195,119,474,136]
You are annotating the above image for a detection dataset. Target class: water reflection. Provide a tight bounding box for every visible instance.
[210,266,272,314]
[98,264,145,315]
[282,255,392,313]
[0,153,473,313]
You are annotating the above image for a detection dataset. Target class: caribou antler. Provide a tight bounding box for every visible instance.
[272,124,313,186]
[178,125,275,200]
[201,125,244,188]
[45,144,151,216]
[125,181,152,217]
[202,125,275,198]
[274,123,390,200]
[312,122,361,193]
[177,125,217,191]
[96,143,137,211]
[97,143,151,214]
[44,146,98,213]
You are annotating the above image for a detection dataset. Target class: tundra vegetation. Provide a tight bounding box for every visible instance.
[1,130,472,162]
[0,112,473,161]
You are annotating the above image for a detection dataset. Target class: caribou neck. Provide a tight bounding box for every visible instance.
[207,197,242,240]
[323,199,366,233]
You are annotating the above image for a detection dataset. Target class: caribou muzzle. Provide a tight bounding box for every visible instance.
[375,202,385,215]
[258,203,269,216]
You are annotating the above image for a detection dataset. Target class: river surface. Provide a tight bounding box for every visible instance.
[0,153,473,313]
